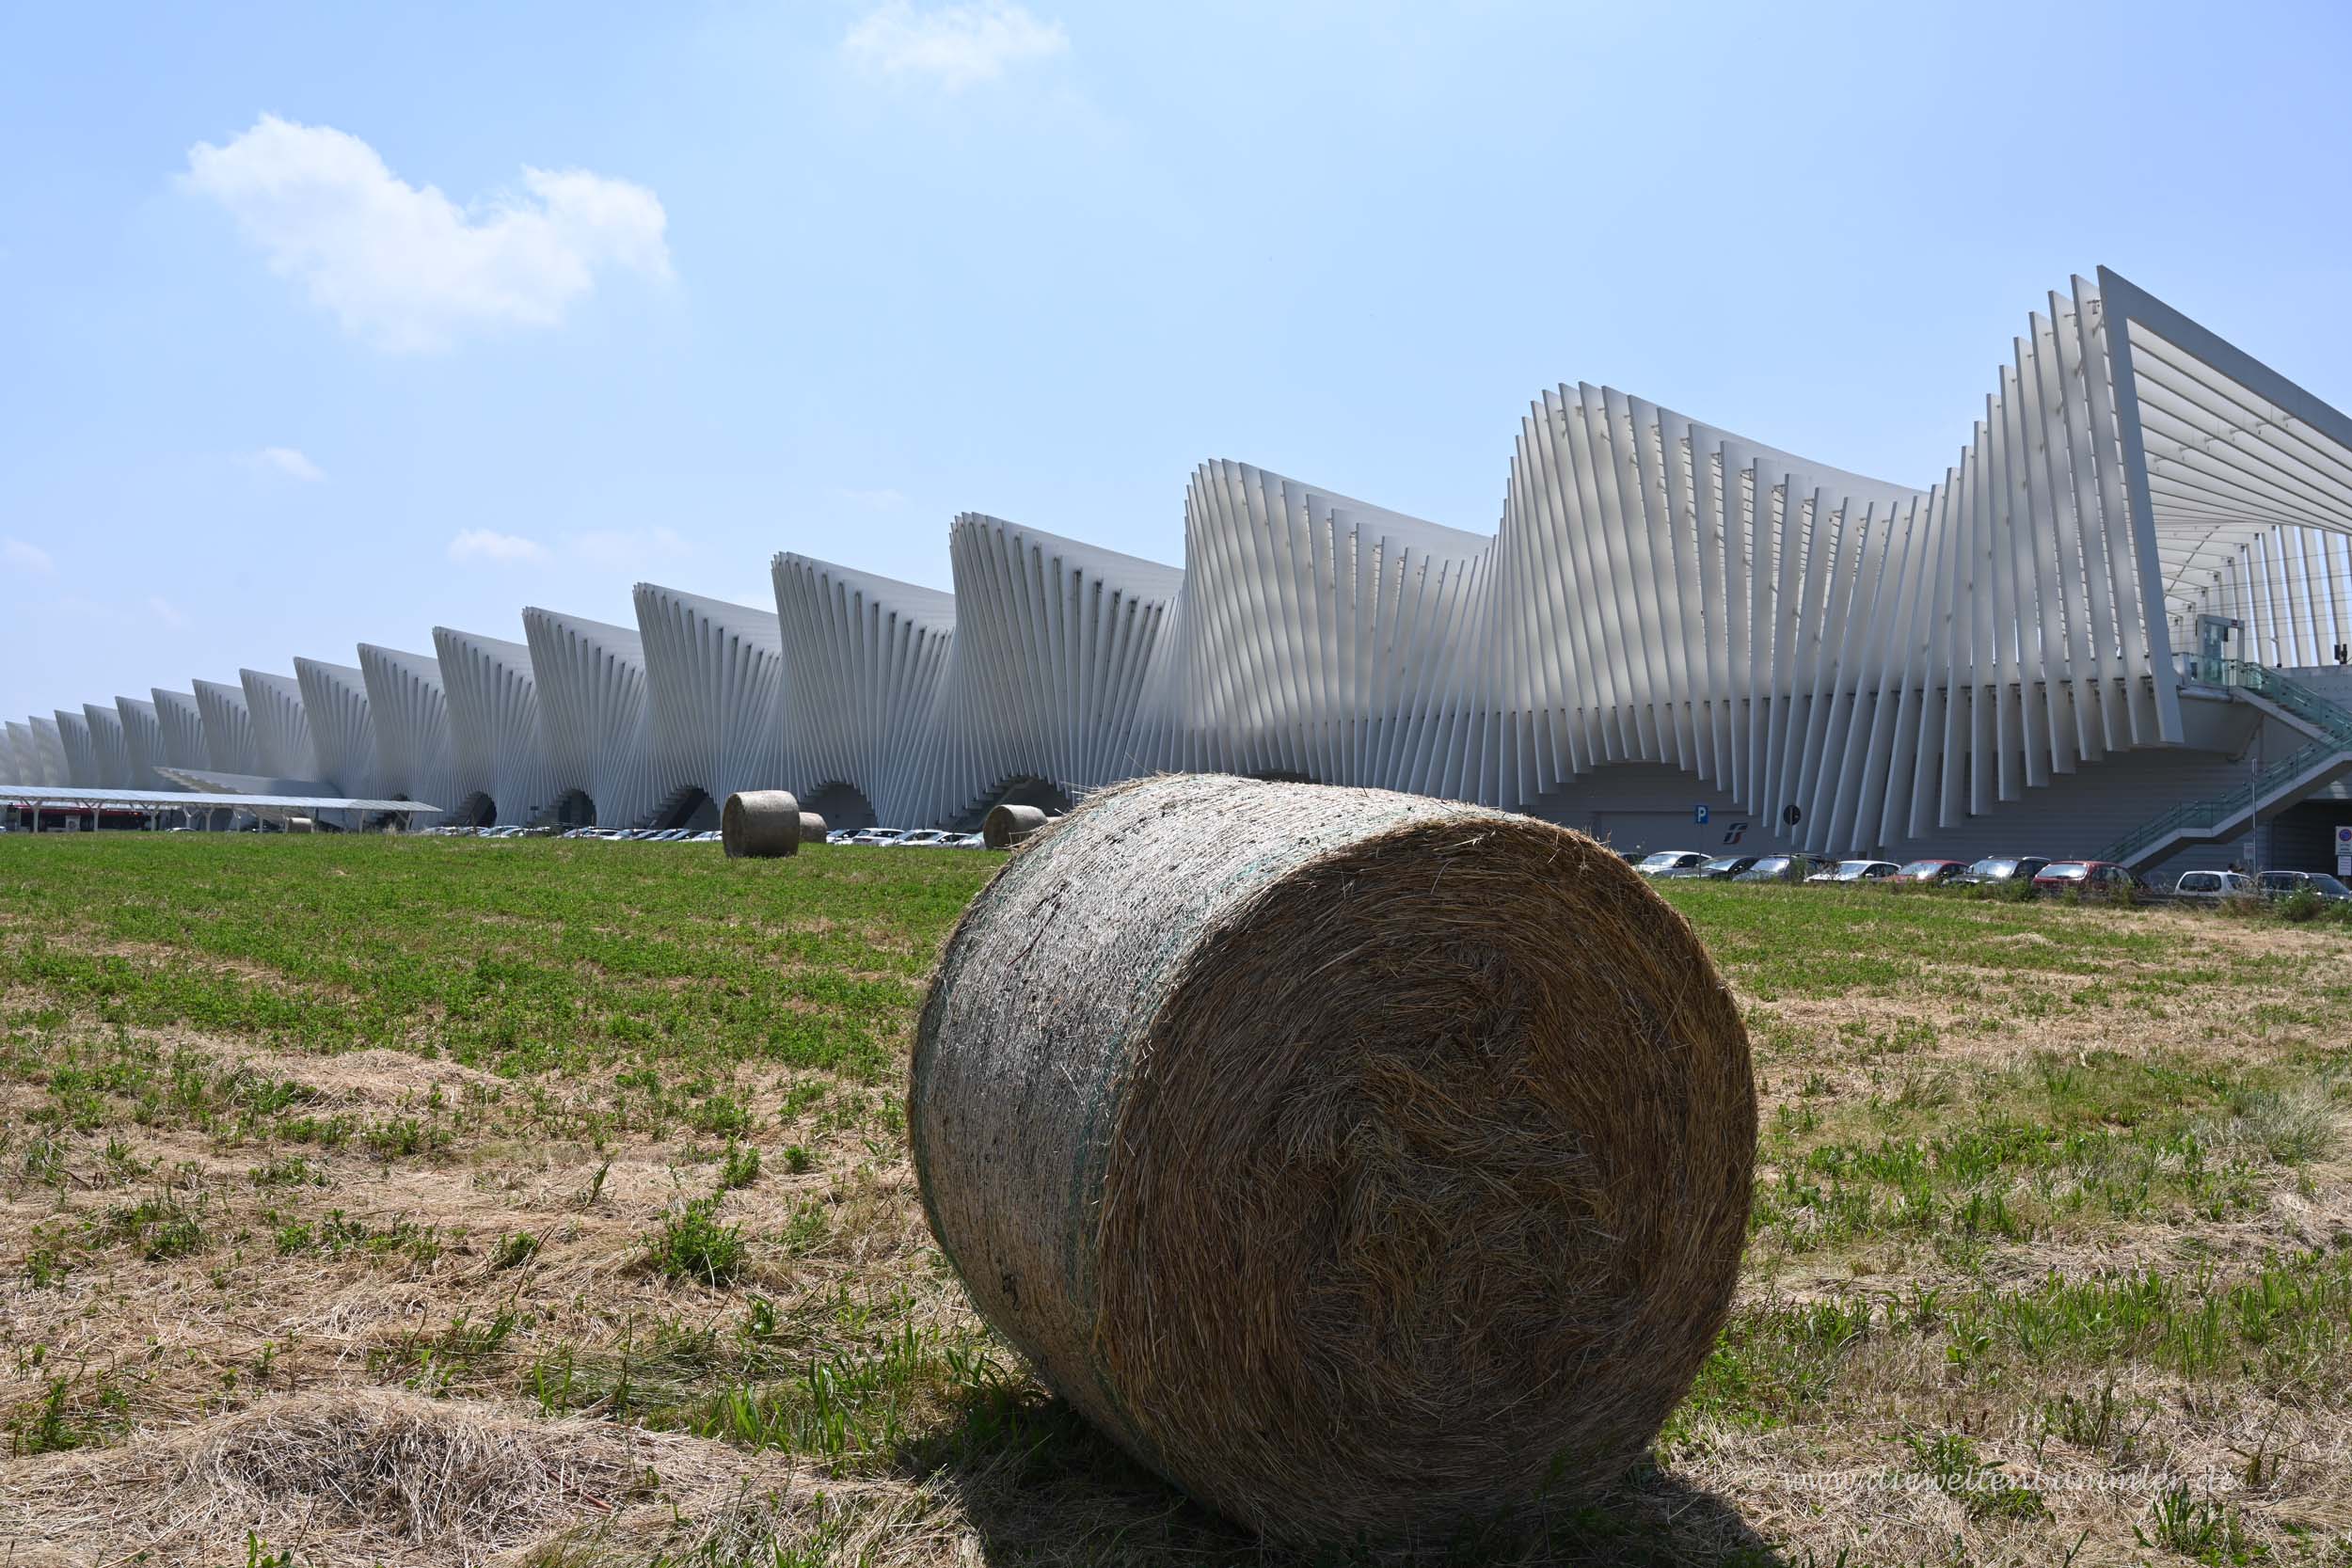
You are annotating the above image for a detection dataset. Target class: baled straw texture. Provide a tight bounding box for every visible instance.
[980,801,1048,848]
[722,789,802,858]
[799,810,829,844]
[911,774,1755,1544]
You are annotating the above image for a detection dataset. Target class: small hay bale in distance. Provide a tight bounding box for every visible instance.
[979,801,1047,848]
[721,790,802,859]
[911,774,1755,1544]
[797,811,828,845]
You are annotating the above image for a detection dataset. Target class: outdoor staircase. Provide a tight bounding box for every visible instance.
[2103,661,2352,868]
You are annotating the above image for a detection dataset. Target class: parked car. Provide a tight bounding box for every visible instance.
[849,828,907,846]
[690,830,723,843]
[895,830,956,847]
[1730,854,1819,883]
[1633,850,1708,876]
[826,829,856,844]
[1893,858,1968,883]
[2173,869,2257,901]
[948,832,987,847]
[2030,860,2144,898]
[1807,859,1900,884]
[2256,869,2352,903]
[1659,854,1756,879]
[1953,855,2052,886]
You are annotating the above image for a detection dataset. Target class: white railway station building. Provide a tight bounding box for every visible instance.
[8,268,2352,875]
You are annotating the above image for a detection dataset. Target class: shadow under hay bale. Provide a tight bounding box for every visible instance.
[722,789,802,859]
[980,801,1048,849]
[911,773,1756,1545]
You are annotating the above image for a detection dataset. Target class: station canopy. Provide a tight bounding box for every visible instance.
[0,785,442,816]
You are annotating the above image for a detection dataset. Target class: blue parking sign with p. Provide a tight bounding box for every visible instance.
[1693,804,1709,825]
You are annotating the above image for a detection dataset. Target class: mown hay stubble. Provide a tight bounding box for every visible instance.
[909,773,1756,1543]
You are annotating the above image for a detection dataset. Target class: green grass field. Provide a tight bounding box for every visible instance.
[1,834,2348,1566]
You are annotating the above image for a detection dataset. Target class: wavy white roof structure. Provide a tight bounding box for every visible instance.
[26,718,69,788]
[889,515,1184,828]
[358,645,454,811]
[294,658,379,800]
[635,584,787,817]
[434,626,559,827]
[83,703,130,790]
[53,709,95,787]
[522,608,664,829]
[115,697,171,792]
[11,268,2352,863]
[772,555,957,827]
[240,672,317,782]
[193,680,262,774]
[152,689,209,774]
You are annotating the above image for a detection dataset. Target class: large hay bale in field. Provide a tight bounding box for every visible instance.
[798,811,828,844]
[721,790,802,859]
[980,801,1047,848]
[911,774,1755,1544]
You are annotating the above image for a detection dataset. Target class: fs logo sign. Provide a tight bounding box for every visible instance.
[1722,820,1750,846]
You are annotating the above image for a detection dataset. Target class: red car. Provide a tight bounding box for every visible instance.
[2029,860,2144,898]
[1893,858,1968,883]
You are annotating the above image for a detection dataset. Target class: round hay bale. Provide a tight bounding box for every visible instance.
[721,790,802,859]
[797,811,828,845]
[911,774,1754,1544]
[980,801,1048,849]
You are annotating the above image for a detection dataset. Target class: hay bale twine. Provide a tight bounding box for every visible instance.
[721,790,802,859]
[798,811,828,845]
[980,801,1048,849]
[911,774,1754,1543]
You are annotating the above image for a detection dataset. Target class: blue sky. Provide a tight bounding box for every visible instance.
[5,0,2350,724]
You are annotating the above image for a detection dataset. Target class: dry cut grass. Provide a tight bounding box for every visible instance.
[0,835,2347,1567]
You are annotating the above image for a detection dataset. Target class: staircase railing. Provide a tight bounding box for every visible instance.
[2104,661,2352,864]
[2230,661,2352,749]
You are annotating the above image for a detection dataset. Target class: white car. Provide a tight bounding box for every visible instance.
[2173,869,2255,900]
[1633,850,1707,876]
[895,830,955,847]
[1806,859,1900,884]
[849,828,907,846]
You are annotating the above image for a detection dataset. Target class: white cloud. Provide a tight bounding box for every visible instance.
[183,115,672,353]
[843,2,1069,89]
[448,529,549,564]
[147,595,189,631]
[573,526,691,571]
[3,538,56,576]
[246,446,325,482]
